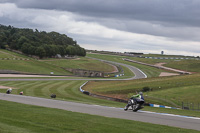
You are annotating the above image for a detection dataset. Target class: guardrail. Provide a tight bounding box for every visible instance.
[149,104,179,109]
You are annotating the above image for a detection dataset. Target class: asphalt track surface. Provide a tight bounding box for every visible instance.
[0,93,200,131]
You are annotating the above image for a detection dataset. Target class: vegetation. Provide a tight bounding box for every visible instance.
[0,49,72,75]
[0,80,123,107]
[128,57,200,73]
[83,73,200,108]
[0,24,86,58]
[125,55,200,73]
[0,49,121,75]
[165,60,200,73]
[87,53,167,77]
[0,100,198,133]
[42,57,115,72]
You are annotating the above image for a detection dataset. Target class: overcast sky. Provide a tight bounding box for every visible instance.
[0,0,200,56]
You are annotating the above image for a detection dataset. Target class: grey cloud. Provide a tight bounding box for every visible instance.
[1,0,200,56]
[3,0,200,27]
[2,0,200,42]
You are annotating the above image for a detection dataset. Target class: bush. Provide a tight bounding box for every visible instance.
[142,87,150,92]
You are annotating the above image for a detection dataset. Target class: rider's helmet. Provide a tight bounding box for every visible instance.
[139,92,143,95]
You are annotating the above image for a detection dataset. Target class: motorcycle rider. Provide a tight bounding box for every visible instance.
[6,88,12,94]
[124,92,144,111]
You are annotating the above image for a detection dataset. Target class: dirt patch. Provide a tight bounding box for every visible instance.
[0,74,69,77]
[0,85,15,89]
[159,72,180,77]
[71,58,80,60]
[154,62,166,67]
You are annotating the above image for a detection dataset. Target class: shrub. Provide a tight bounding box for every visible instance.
[142,87,150,92]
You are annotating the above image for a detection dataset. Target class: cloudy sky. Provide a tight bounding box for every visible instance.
[0,0,200,56]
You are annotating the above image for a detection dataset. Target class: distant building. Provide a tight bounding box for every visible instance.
[124,52,143,55]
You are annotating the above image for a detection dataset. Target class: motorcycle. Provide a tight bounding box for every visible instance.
[126,98,145,112]
[6,88,12,94]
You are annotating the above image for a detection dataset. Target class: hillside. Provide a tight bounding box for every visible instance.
[83,73,200,108]
[0,49,72,75]
[0,24,86,58]
[0,49,116,75]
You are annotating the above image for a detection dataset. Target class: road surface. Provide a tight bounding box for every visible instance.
[0,93,199,131]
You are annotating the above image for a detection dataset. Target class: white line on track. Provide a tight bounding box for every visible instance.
[97,105,200,120]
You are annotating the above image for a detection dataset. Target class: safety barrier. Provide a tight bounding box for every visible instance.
[79,81,90,95]
[149,104,179,109]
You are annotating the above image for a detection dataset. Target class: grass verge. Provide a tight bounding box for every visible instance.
[83,73,200,108]
[0,100,199,133]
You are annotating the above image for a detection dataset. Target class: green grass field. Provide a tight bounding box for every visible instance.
[0,49,117,76]
[42,57,115,72]
[87,53,170,77]
[0,49,72,75]
[0,100,198,133]
[83,73,200,108]
[126,55,200,73]
[0,80,124,107]
[87,52,200,73]
[165,60,200,73]
[0,60,73,75]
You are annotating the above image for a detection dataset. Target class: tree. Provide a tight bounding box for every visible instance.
[58,45,66,56]
[35,47,46,59]
[0,24,86,57]
[28,46,37,55]
[17,36,29,50]
[66,45,77,55]
[21,43,31,54]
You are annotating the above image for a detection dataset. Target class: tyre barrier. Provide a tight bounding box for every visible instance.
[115,74,124,77]
[0,58,29,60]
[50,94,56,98]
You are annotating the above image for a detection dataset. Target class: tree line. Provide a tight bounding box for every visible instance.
[0,24,86,58]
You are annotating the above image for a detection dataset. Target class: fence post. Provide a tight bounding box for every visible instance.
[192,103,194,111]
[182,102,184,109]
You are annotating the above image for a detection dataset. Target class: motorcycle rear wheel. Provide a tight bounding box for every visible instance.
[132,104,140,112]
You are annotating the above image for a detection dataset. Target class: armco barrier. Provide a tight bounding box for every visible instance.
[79,81,90,94]
[149,104,179,109]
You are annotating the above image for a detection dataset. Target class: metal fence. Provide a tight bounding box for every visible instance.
[145,95,200,111]
[181,102,200,111]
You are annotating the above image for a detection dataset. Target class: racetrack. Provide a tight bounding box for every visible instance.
[0,60,147,81]
[0,93,200,131]
[1,59,199,131]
